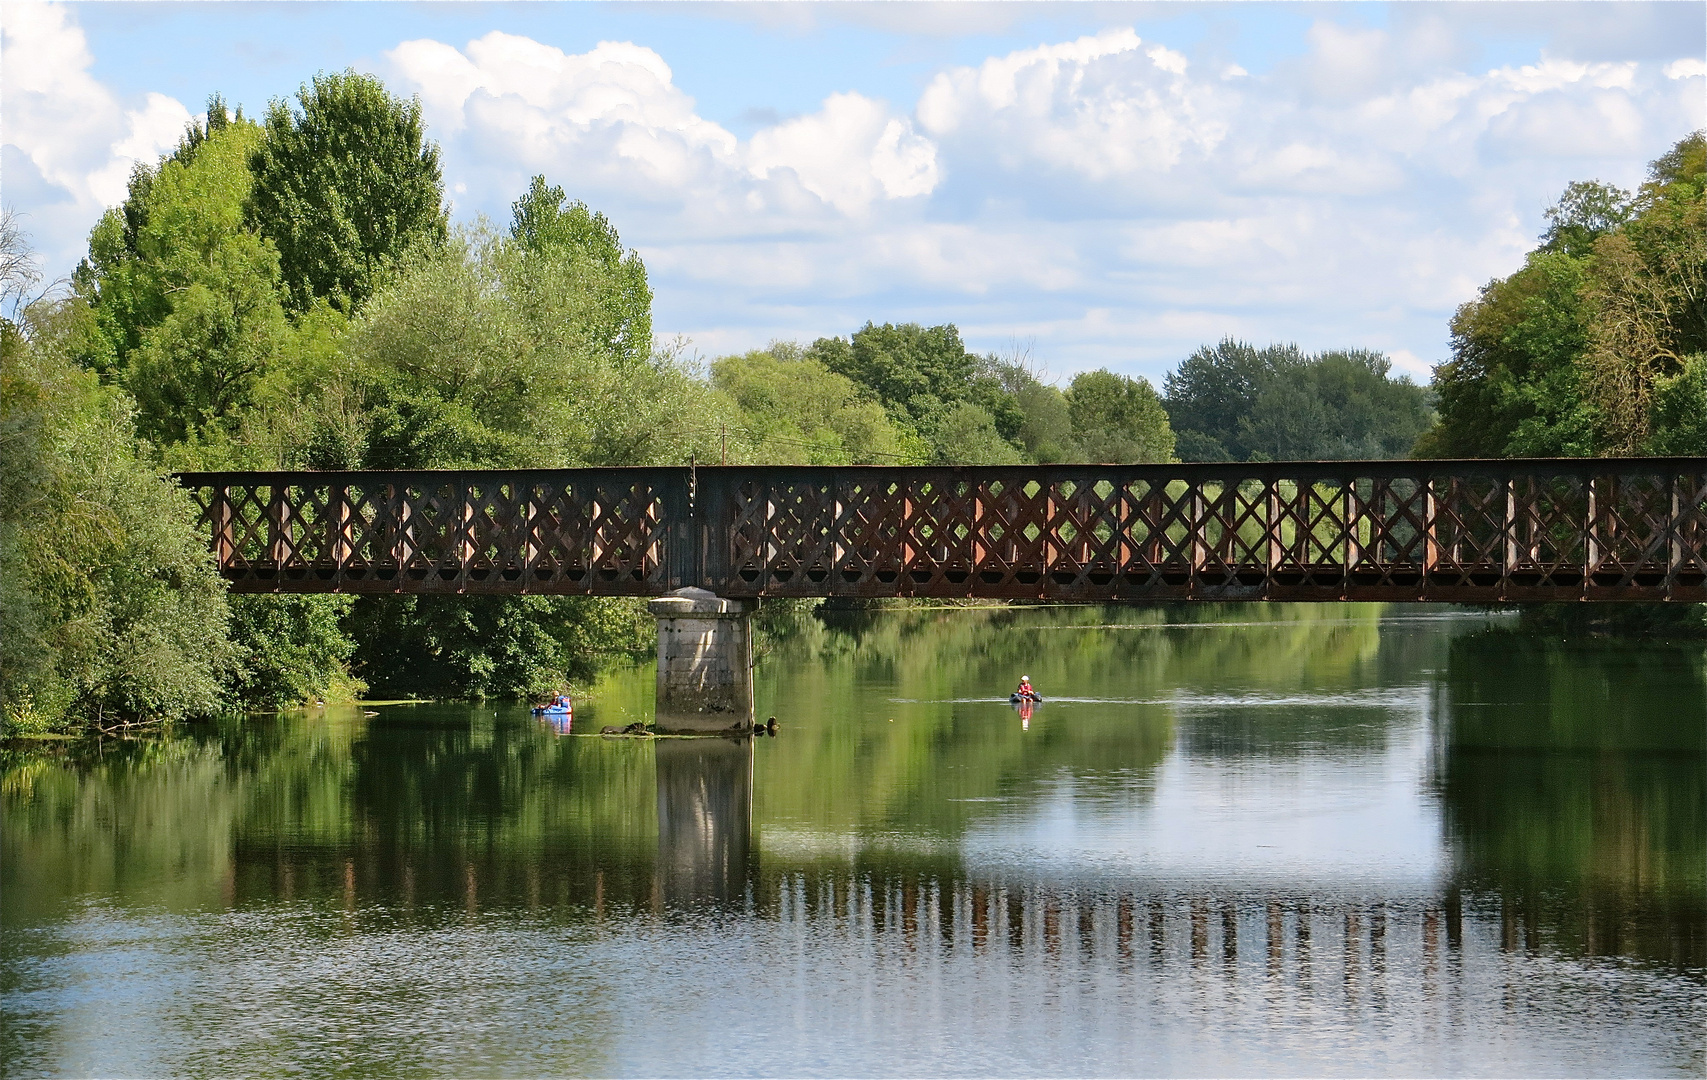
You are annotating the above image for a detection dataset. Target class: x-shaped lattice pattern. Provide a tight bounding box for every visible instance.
[701,465,1706,601]
[178,462,1706,600]
[183,471,681,594]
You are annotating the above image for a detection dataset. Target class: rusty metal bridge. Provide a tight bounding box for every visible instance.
[177,459,1707,603]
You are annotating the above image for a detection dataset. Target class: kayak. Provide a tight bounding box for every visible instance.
[532,703,572,716]
[1009,693,1043,704]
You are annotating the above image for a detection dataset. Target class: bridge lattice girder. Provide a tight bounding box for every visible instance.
[175,460,1707,602]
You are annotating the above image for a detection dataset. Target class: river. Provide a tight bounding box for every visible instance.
[3,604,1703,1076]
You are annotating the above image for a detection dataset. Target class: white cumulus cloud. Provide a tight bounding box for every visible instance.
[1664,57,1707,80]
[748,92,938,213]
[386,31,937,220]
[1,3,190,271]
[5,6,1702,383]
[917,28,1231,179]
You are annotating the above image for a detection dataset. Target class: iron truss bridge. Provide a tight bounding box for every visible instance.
[176,459,1707,603]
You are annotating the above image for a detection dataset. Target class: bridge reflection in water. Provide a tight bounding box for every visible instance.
[201,720,1697,976]
[8,692,1699,1074]
[758,872,1475,1003]
[228,835,1692,1000]
[193,671,1698,978]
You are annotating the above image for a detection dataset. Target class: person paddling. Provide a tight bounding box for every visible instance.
[1014,675,1040,702]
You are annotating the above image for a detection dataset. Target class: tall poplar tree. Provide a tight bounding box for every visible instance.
[508,175,653,369]
[247,71,447,314]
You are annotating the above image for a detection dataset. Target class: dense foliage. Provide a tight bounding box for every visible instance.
[1,311,232,732]
[249,72,448,315]
[5,67,1693,735]
[1064,368,1176,464]
[1417,132,1705,457]
[711,343,923,464]
[3,77,677,734]
[704,326,1177,467]
[1164,341,1432,461]
[348,594,652,700]
[729,325,1168,466]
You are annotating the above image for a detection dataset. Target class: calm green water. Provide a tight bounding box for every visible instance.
[3,604,1703,1077]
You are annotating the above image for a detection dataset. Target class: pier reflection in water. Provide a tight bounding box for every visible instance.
[2,605,1702,1077]
[656,737,753,906]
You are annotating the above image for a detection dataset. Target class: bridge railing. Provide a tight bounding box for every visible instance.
[176,458,1707,602]
[175,468,694,595]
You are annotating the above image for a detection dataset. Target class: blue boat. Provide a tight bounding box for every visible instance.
[1009,693,1043,705]
[534,698,573,735]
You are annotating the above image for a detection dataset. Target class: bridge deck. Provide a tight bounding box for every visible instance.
[176,460,1707,603]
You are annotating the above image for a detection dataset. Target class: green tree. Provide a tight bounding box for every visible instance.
[712,343,921,464]
[1064,369,1175,463]
[68,102,358,468]
[1539,180,1634,258]
[1416,131,1706,457]
[509,175,652,369]
[339,213,709,701]
[225,596,362,709]
[247,71,447,315]
[58,111,373,711]
[346,594,651,700]
[1161,340,1284,460]
[1012,381,1074,462]
[808,322,973,426]
[1416,251,1595,458]
[1166,340,1427,460]
[807,322,1026,463]
[1648,353,1707,454]
[75,108,296,442]
[1579,132,1706,453]
[926,400,1024,465]
[346,226,725,470]
[1,300,232,733]
[986,355,1075,463]
[1248,349,1431,460]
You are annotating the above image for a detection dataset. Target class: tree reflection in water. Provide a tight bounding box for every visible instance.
[3,605,1703,1077]
[1434,628,1705,969]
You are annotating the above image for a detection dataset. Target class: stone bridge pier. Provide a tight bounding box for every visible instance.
[647,587,757,734]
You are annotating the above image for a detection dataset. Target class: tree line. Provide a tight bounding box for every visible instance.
[1,67,1700,735]
[1418,134,1705,458]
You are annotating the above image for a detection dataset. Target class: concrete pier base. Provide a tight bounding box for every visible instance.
[647,587,757,734]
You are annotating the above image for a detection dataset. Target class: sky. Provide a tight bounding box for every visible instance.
[3,1,1703,386]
